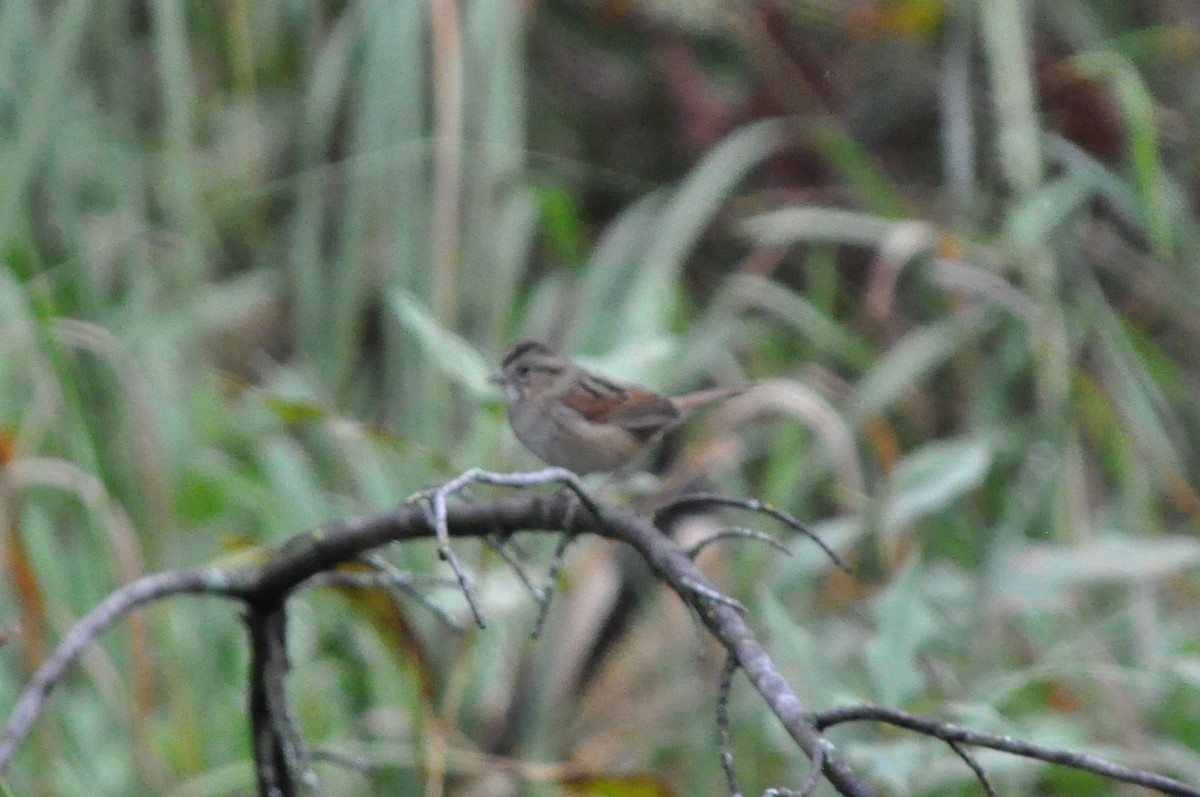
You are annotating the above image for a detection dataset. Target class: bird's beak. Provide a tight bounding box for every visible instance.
[487,370,503,385]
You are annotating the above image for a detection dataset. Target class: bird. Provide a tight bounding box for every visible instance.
[489,339,747,474]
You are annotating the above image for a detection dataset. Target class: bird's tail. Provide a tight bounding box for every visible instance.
[671,384,750,413]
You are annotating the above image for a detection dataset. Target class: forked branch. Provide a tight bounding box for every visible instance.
[0,473,1195,797]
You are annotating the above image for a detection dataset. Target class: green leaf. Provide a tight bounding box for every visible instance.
[562,774,676,797]
[865,556,937,706]
[756,586,841,709]
[884,437,993,535]
[619,118,789,342]
[1073,51,1173,261]
[259,437,328,529]
[535,183,586,262]
[389,290,492,395]
[1006,535,1200,599]
[262,396,328,424]
[849,319,977,422]
[1003,175,1093,252]
[568,191,668,352]
[714,273,874,366]
[741,206,896,248]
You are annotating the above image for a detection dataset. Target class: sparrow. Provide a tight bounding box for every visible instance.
[489,340,746,474]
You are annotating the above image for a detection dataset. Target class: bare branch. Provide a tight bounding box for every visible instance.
[485,534,544,602]
[947,740,995,797]
[596,502,874,797]
[717,655,743,797]
[532,531,577,639]
[302,556,465,631]
[681,576,747,614]
[814,704,1200,797]
[796,742,826,797]
[3,477,1194,797]
[0,568,237,768]
[246,603,314,796]
[653,493,851,574]
[687,527,793,559]
[418,467,603,630]
[310,747,375,775]
[717,655,826,797]
[418,498,487,629]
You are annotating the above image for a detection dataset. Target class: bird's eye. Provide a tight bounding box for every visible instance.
[515,364,532,378]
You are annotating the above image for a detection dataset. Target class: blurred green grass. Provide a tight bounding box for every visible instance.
[2,0,1200,795]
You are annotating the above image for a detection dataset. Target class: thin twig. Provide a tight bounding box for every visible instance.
[797,741,827,797]
[682,576,747,615]
[358,553,463,630]
[498,532,531,559]
[303,568,459,591]
[717,655,743,797]
[270,643,316,793]
[310,747,376,775]
[721,650,825,797]
[434,467,600,520]
[487,532,582,640]
[485,535,544,604]
[654,493,851,574]
[0,568,234,770]
[532,531,577,639]
[814,704,1200,797]
[302,562,465,632]
[948,740,995,797]
[421,498,486,629]
[423,467,603,630]
[687,527,794,559]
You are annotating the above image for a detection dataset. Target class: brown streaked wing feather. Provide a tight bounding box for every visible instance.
[560,373,629,421]
[605,393,681,439]
[562,373,679,439]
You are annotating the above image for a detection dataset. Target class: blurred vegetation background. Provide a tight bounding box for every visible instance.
[3,0,1200,794]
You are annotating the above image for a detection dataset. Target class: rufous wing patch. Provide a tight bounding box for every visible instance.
[562,374,679,439]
